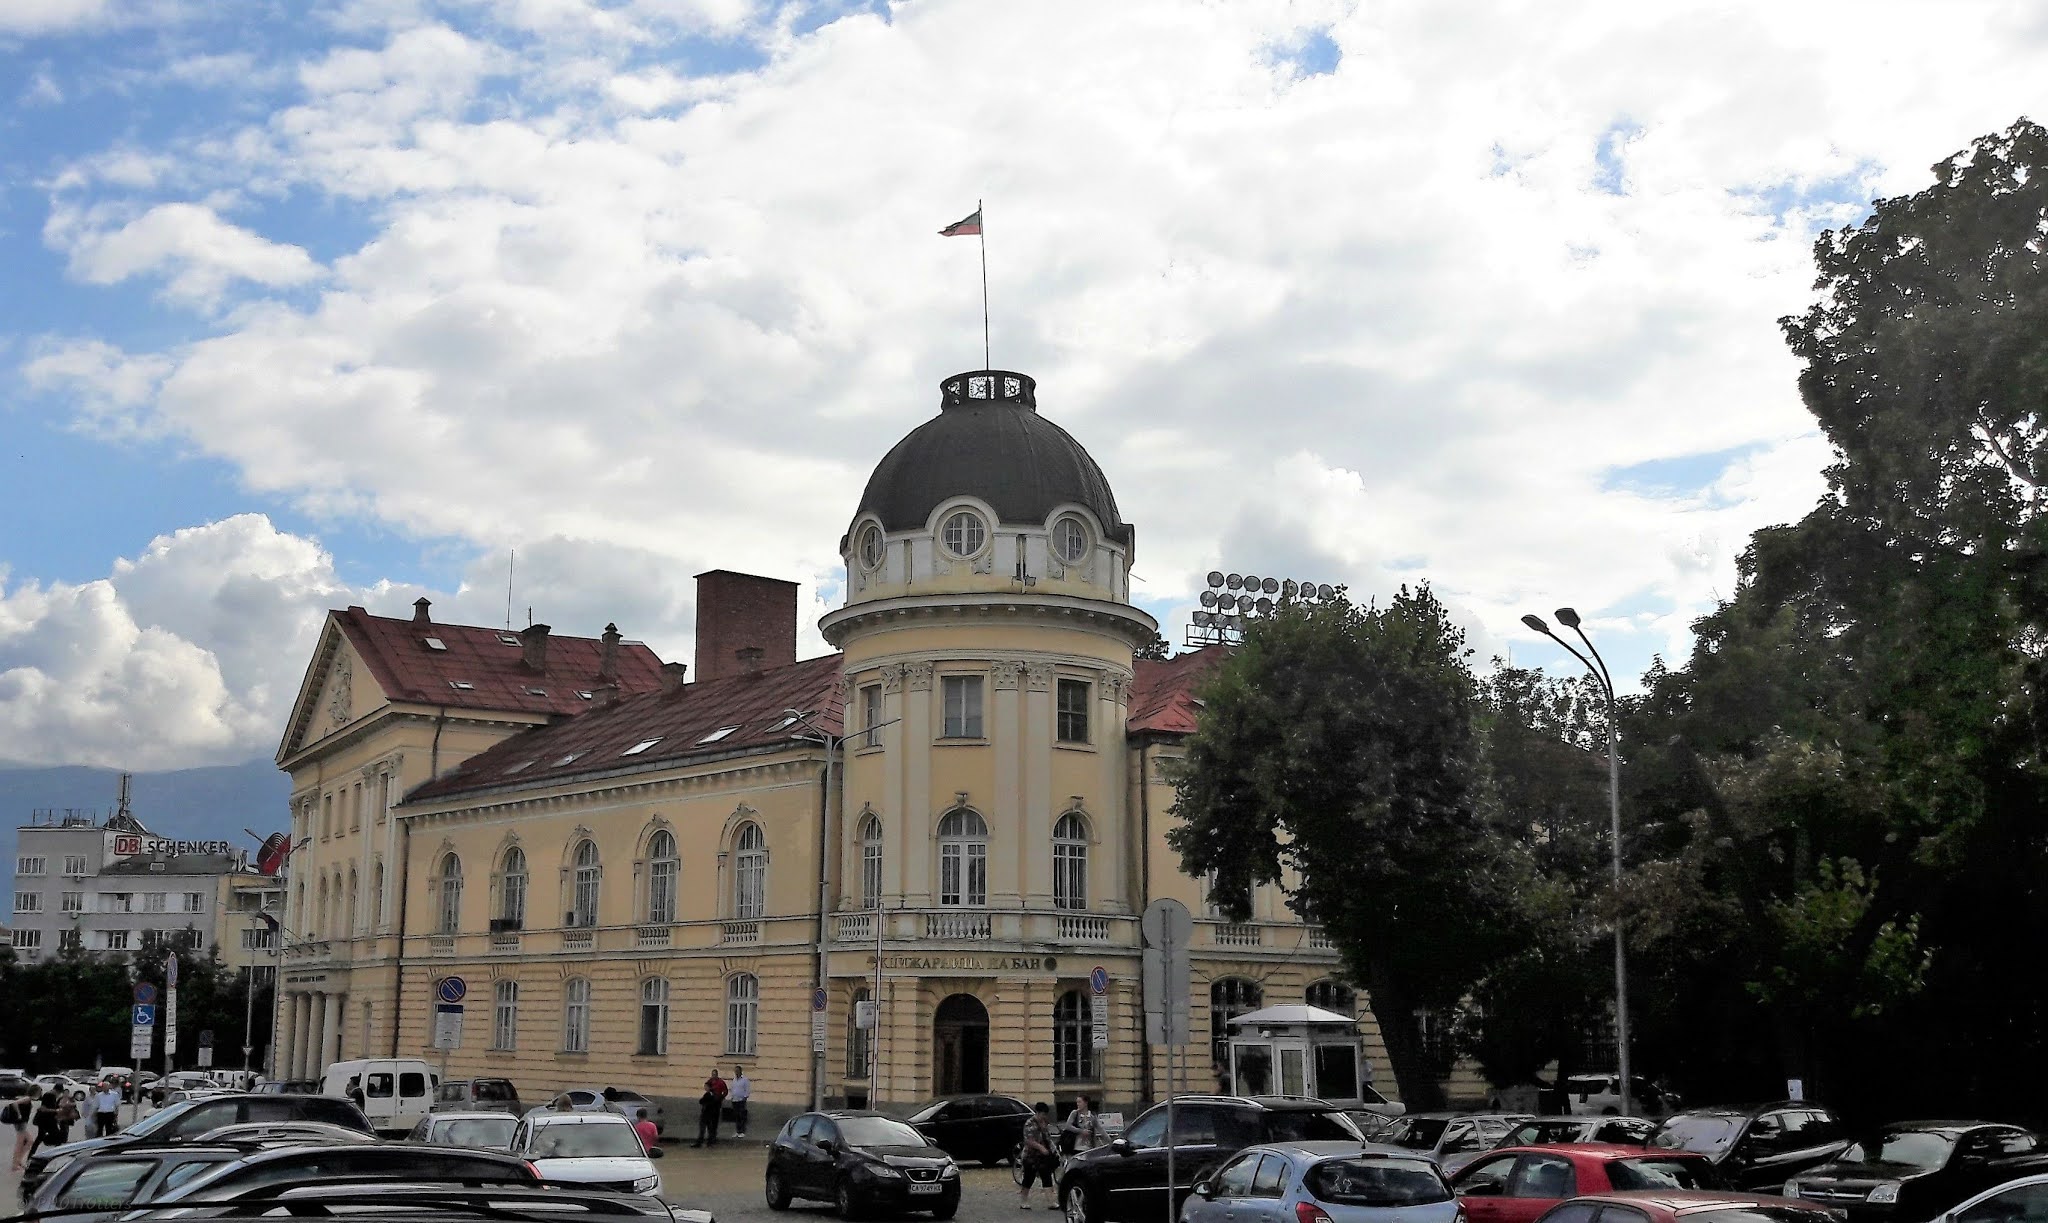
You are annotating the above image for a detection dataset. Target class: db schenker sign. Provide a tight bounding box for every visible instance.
[111,834,235,858]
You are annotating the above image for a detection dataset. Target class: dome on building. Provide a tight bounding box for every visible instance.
[852,370,1132,545]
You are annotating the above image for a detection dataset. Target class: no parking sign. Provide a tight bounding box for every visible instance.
[1089,966,1109,1050]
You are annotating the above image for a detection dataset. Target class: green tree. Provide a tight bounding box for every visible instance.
[1166,585,1517,1108]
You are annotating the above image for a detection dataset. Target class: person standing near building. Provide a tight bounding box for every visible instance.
[693,1068,728,1148]
[6,1085,36,1172]
[28,1090,66,1159]
[93,1081,121,1137]
[728,1068,751,1138]
[633,1108,659,1153]
[1018,1102,1056,1209]
[1062,1095,1102,1154]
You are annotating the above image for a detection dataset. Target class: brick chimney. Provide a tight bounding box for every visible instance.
[694,571,798,683]
[412,597,432,624]
[659,662,689,695]
[597,623,621,682]
[519,623,551,672]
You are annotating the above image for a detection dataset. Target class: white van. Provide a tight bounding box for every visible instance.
[320,1058,439,1135]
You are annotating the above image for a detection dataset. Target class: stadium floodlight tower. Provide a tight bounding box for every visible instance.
[1185,571,1338,648]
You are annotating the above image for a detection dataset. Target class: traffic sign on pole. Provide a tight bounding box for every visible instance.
[1142,898,1192,1046]
[134,982,158,1005]
[438,976,468,1004]
[1090,967,1110,1051]
[433,1004,464,1049]
[133,1004,157,1025]
[810,987,828,1055]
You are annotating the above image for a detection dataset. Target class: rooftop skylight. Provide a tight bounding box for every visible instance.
[696,725,740,744]
[552,752,583,767]
[424,637,447,651]
[504,759,537,775]
[622,737,663,756]
[526,687,547,697]
[449,680,475,690]
[498,634,521,645]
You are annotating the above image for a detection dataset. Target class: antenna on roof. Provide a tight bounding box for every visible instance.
[506,548,516,630]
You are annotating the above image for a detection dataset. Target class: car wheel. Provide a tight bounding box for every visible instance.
[765,1170,792,1211]
[836,1179,864,1220]
[1064,1184,1096,1223]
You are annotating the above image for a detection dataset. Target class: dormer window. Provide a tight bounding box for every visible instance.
[941,510,987,558]
[1053,516,1090,564]
[858,524,886,569]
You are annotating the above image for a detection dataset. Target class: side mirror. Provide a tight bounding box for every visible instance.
[1111,1139,1133,1156]
[1193,1181,1216,1200]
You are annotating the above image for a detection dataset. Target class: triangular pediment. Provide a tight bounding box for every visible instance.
[277,615,392,763]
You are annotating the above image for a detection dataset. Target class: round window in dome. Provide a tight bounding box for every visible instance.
[940,510,988,558]
[1052,516,1090,564]
[858,524,886,569]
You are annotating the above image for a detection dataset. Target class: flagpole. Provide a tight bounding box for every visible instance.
[977,198,990,369]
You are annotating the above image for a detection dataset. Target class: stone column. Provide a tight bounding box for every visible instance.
[881,665,906,902]
[991,661,1024,908]
[903,663,934,907]
[1098,673,1130,913]
[295,993,316,1079]
[321,992,343,1071]
[1022,664,1054,905]
[275,993,297,1081]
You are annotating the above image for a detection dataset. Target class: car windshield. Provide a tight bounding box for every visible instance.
[1692,1209,1839,1223]
[838,1117,929,1148]
[125,1099,200,1137]
[1512,1121,1590,1145]
[908,1102,946,1123]
[1307,1158,1451,1207]
[439,1117,517,1147]
[1841,1132,1955,1171]
[1655,1115,1744,1155]
[532,1122,646,1159]
[1266,1111,1364,1143]
[1389,1117,1450,1150]
[1607,1158,1717,1190]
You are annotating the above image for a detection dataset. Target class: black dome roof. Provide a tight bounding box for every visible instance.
[852,371,1131,545]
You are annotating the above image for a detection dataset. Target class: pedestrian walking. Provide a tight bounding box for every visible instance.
[729,1067,751,1138]
[1018,1102,1057,1209]
[1062,1095,1103,1154]
[633,1108,659,1152]
[693,1068,728,1147]
[28,1090,66,1159]
[6,1086,35,1172]
[93,1082,121,1137]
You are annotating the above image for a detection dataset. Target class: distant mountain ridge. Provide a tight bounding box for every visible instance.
[1,760,289,915]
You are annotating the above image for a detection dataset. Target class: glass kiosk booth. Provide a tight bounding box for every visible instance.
[1224,1004,1364,1103]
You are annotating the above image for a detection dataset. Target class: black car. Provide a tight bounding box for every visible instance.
[1784,1123,2048,1219]
[766,1109,962,1219]
[155,1142,543,1202]
[1057,1094,1366,1223]
[908,1095,1032,1166]
[20,1092,373,1196]
[27,1142,255,1223]
[98,1182,711,1223]
[1652,1104,1852,1191]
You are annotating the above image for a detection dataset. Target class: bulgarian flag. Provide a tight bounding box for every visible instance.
[939,208,982,236]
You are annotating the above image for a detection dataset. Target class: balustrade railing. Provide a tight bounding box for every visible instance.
[721,920,761,945]
[924,912,992,940]
[835,912,875,942]
[635,925,672,949]
[1058,914,1111,942]
[1215,923,1262,947]
[561,930,594,953]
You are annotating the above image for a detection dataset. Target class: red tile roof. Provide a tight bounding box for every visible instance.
[407,653,845,802]
[337,607,665,717]
[1126,646,1229,735]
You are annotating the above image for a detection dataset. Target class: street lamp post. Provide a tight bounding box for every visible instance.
[1521,607,1632,1118]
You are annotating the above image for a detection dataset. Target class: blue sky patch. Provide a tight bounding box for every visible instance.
[1602,443,1761,499]
[1592,120,1643,196]
[1269,26,1341,79]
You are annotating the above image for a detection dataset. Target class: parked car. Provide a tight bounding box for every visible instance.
[1497,1118,1662,1151]
[193,1121,382,1146]
[1652,1106,1851,1192]
[511,1110,665,1196]
[154,1142,543,1202]
[907,1094,1032,1165]
[1057,1094,1367,1223]
[1182,1142,1459,1223]
[1784,1122,2048,1219]
[409,1110,520,1150]
[540,1086,668,1136]
[38,1073,92,1102]
[1562,1076,1681,1118]
[322,1057,439,1136]
[1382,1113,1535,1173]
[25,1142,255,1223]
[138,1182,709,1223]
[1453,1143,1724,1223]
[765,1109,961,1219]
[19,1092,374,1196]
[433,1077,526,1116]
[1934,1171,2048,1223]
[1530,1190,1841,1223]
[255,1078,322,1094]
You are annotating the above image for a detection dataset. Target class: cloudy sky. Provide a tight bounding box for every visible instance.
[0,0,2041,771]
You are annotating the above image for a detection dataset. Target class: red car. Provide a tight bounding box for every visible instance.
[1454,1144,1724,1223]
[1530,1191,1843,1223]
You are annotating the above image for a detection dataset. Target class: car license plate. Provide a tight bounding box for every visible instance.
[909,1183,942,1195]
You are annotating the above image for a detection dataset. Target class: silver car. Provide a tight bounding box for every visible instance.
[539,1086,666,1136]
[1182,1142,1461,1223]
[409,1110,519,1150]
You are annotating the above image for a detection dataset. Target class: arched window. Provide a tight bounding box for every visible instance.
[563,978,591,1053]
[571,840,600,928]
[726,973,759,1055]
[1210,978,1263,1069]
[500,847,527,926]
[1306,980,1357,1017]
[436,854,462,935]
[937,808,988,907]
[1052,812,1088,911]
[733,823,766,920]
[847,986,871,1077]
[858,814,883,910]
[646,830,679,924]
[1054,989,1095,1081]
[638,977,669,1055]
[491,980,518,1051]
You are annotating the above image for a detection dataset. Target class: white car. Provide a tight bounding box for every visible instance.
[36,1074,90,1102]
[511,1111,663,1196]
[1931,1171,2048,1223]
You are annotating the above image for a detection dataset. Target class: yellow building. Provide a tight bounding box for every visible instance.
[272,369,1386,1114]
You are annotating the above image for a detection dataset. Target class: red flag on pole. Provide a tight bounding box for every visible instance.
[939,208,982,237]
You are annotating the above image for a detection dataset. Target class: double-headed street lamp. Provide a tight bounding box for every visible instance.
[1520,607,1633,1118]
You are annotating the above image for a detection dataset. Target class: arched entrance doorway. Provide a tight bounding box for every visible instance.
[933,994,990,1095]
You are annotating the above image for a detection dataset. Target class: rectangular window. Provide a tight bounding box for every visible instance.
[143,892,167,913]
[11,929,42,951]
[13,892,41,913]
[942,675,984,738]
[725,975,759,1056]
[184,892,205,913]
[492,982,518,1051]
[63,855,87,876]
[861,685,883,749]
[351,783,363,831]
[58,929,81,951]
[104,892,133,913]
[61,891,84,914]
[241,928,276,950]
[563,979,590,1053]
[939,842,987,907]
[17,856,46,876]
[1057,678,1091,743]
[104,929,131,951]
[322,794,333,839]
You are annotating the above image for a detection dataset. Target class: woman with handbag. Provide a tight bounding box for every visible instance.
[1017,1102,1057,1209]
